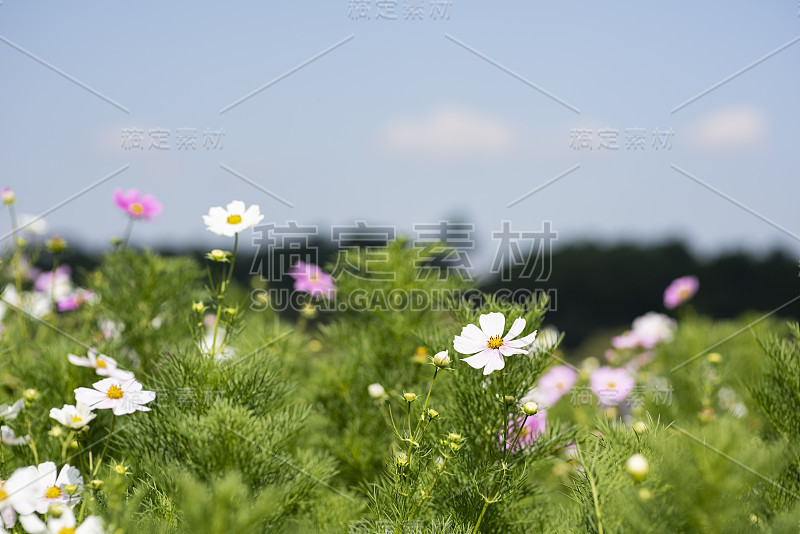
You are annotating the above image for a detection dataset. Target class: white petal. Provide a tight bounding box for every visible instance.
[18,514,47,534]
[226,200,245,214]
[482,352,506,375]
[207,206,227,219]
[36,462,57,486]
[67,354,91,367]
[498,345,527,357]
[460,323,488,342]
[461,349,494,370]
[503,317,526,341]
[76,515,105,534]
[453,334,487,355]
[505,330,537,349]
[479,312,505,338]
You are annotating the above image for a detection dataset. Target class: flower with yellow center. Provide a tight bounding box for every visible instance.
[203,200,264,237]
[454,312,538,375]
[68,349,133,380]
[74,378,156,416]
[50,403,96,430]
[18,505,104,534]
[32,462,83,514]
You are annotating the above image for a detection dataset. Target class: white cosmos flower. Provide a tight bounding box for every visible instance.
[49,403,96,430]
[202,200,264,237]
[1,426,29,446]
[453,312,538,375]
[19,506,104,534]
[32,462,83,514]
[74,378,156,416]
[0,399,23,421]
[67,349,134,381]
[367,383,386,399]
[0,465,41,525]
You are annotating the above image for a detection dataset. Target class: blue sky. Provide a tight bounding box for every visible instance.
[1,1,798,274]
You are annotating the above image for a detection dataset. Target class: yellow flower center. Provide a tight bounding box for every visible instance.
[678,287,693,299]
[487,336,504,349]
[106,385,124,399]
[607,381,617,389]
[59,528,76,534]
[226,214,242,225]
[0,489,7,501]
[45,486,61,499]
[95,359,107,369]
[556,382,564,390]
[72,416,82,424]
[130,202,144,214]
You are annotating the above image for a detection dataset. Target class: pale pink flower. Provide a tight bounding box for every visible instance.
[113,188,162,220]
[536,366,578,407]
[664,275,699,309]
[289,261,336,298]
[502,410,547,453]
[33,266,72,301]
[454,312,537,375]
[74,378,155,416]
[590,366,635,406]
[68,349,133,381]
[57,289,96,312]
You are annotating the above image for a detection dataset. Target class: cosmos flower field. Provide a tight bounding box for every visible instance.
[1,189,799,533]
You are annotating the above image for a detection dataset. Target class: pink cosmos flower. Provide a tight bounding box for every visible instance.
[454,312,537,375]
[33,266,72,300]
[502,410,547,453]
[663,275,699,309]
[74,377,155,416]
[113,188,162,220]
[536,366,578,407]
[289,261,336,298]
[57,289,96,312]
[590,366,635,406]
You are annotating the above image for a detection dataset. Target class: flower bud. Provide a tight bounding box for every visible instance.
[110,236,121,246]
[427,408,439,420]
[626,454,649,481]
[24,388,38,401]
[1,188,14,205]
[638,488,652,501]
[192,301,206,313]
[114,464,127,475]
[412,346,428,364]
[396,452,408,467]
[368,383,385,399]
[224,307,237,316]
[63,484,78,495]
[49,426,63,438]
[403,392,417,403]
[522,401,539,416]
[70,440,79,450]
[433,350,450,368]
[633,421,647,435]
[90,479,104,490]
[707,352,722,364]
[448,433,461,442]
[300,302,317,319]
[46,236,67,254]
[48,504,64,518]
[503,395,515,405]
[206,249,231,263]
[16,237,26,248]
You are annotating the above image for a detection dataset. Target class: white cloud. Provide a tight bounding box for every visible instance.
[379,105,520,159]
[686,106,767,150]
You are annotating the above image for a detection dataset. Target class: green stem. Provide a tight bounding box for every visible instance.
[578,443,604,534]
[120,217,135,247]
[50,254,60,313]
[61,430,75,464]
[473,498,491,534]
[503,415,529,462]
[210,261,223,356]
[225,233,239,288]
[499,371,509,447]
[408,456,448,519]
[413,367,439,438]
[92,416,116,478]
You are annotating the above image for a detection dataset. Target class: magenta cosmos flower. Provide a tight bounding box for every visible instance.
[289,261,336,298]
[663,275,699,309]
[536,365,578,407]
[454,312,537,375]
[113,188,162,220]
[590,366,635,406]
[503,410,547,453]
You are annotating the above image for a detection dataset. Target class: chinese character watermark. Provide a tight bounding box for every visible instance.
[570,127,674,151]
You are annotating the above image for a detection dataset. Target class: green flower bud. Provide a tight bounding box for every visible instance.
[522,401,539,416]
[403,392,417,403]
